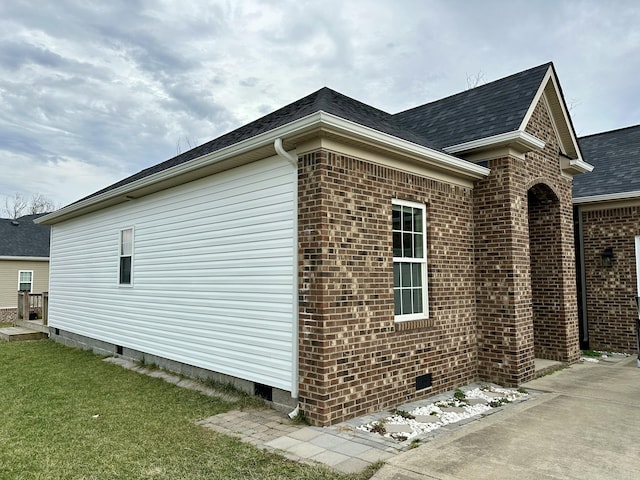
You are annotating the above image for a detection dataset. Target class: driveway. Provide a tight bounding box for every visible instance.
[372,355,640,480]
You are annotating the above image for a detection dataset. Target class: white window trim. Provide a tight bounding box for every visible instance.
[18,270,34,293]
[392,199,429,322]
[118,227,134,287]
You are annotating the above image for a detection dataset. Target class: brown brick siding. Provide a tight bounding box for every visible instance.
[580,206,640,353]
[298,149,477,426]
[296,96,580,425]
[473,98,579,385]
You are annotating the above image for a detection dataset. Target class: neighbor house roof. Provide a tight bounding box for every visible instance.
[0,214,51,258]
[574,125,640,201]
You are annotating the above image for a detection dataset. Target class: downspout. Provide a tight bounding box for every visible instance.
[274,138,300,412]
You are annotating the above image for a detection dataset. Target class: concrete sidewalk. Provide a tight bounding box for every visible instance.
[372,356,640,480]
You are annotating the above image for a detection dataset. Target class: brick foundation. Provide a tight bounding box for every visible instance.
[0,308,16,323]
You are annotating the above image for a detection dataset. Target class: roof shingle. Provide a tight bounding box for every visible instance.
[0,214,51,257]
[393,63,551,149]
[574,125,640,198]
[75,63,554,204]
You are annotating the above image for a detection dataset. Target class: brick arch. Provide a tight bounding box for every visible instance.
[526,179,560,204]
[527,181,565,360]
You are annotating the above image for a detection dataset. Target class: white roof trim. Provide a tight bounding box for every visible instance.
[443,130,545,155]
[0,256,49,262]
[560,157,594,175]
[573,190,640,204]
[38,111,490,225]
[320,112,490,178]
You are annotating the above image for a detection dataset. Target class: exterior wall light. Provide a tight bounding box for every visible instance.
[601,247,615,267]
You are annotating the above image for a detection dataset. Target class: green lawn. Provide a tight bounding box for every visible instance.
[0,340,375,480]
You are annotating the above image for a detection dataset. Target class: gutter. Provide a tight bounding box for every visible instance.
[0,256,49,262]
[573,191,640,204]
[444,130,546,155]
[36,112,489,225]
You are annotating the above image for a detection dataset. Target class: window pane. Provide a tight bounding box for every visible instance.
[414,209,423,232]
[412,264,422,287]
[393,232,402,257]
[121,229,132,255]
[402,289,412,315]
[412,287,423,312]
[402,233,412,257]
[394,289,401,315]
[414,233,423,258]
[392,205,401,231]
[120,257,132,284]
[19,271,32,282]
[402,207,412,232]
[401,263,411,287]
[19,282,31,291]
[393,263,400,288]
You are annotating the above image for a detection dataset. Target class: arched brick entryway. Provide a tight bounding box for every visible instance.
[528,183,571,361]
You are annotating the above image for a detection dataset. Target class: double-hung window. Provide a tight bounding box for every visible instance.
[18,270,33,292]
[392,200,428,321]
[119,228,133,285]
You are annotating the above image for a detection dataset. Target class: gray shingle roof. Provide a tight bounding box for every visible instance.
[574,125,640,198]
[76,63,554,205]
[0,214,51,257]
[393,63,551,149]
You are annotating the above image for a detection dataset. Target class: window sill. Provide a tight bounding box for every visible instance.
[394,318,433,332]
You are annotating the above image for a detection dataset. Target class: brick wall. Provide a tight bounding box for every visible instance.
[295,96,580,425]
[580,205,640,353]
[473,98,579,385]
[297,149,477,426]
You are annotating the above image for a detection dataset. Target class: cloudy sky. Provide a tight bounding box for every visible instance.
[1,0,638,210]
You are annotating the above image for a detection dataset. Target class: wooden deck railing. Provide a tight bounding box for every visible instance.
[17,291,48,326]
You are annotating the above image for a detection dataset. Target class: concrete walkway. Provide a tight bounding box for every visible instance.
[372,355,640,480]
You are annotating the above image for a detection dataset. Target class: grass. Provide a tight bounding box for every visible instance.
[581,349,603,358]
[0,340,377,480]
[0,321,13,328]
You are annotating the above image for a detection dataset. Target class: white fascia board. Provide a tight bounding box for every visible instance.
[319,112,490,178]
[573,191,640,204]
[560,157,594,175]
[0,256,49,262]
[443,130,545,155]
[38,111,489,224]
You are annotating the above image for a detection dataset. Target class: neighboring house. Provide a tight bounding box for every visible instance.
[0,214,51,322]
[573,125,640,353]
[37,62,592,426]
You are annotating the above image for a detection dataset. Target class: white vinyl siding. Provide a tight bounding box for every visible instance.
[48,156,296,391]
[119,228,133,285]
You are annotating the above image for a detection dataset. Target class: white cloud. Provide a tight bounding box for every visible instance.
[0,0,638,208]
